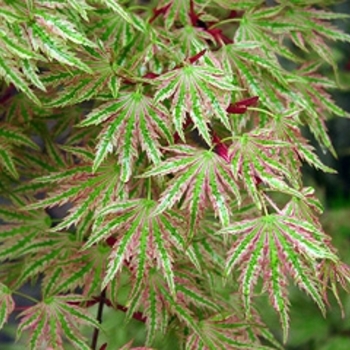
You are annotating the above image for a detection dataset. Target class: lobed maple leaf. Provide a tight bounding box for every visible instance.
[218,211,337,342]
[260,108,336,188]
[317,260,350,317]
[0,282,14,330]
[141,145,241,234]
[229,131,303,209]
[292,62,350,154]
[154,52,238,145]
[79,90,172,181]
[84,198,198,298]
[282,7,350,66]
[27,153,126,234]
[38,236,108,298]
[0,198,103,296]
[185,312,279,350]
[123,267,223,347]
[0,123,39,179]
[0,203,52,271]
[17,294,99,350]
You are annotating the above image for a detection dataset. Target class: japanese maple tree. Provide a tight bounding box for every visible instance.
[0,0,350,349]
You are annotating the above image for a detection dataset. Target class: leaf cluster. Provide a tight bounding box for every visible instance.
[0,0,350,349]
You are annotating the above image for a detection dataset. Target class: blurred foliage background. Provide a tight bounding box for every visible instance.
[1,1,350,349]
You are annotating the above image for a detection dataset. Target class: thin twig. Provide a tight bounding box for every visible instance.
[91,289,106,350]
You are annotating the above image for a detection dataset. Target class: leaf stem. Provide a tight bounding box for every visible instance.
[147,177,152,200]
[208,18,242,29]
[208,135,238,153]
[91,289,106,350]
[247,107,276,118]
[258,191,269,216]
[13,290,39,304]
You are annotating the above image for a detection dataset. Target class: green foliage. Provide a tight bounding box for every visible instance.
[0,0,350,349]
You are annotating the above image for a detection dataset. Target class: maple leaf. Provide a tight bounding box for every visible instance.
[283,7,350,66]
[43,17,152,108]
[17,294,99,350]
[79,90,172,181]
[84,198,194,297]
[0,282,14,330]
[154,52,238,145]
[141,145,241,234]
[221,41,289,112]
[317,260,350,317]
[279,187,324,227]
[234,6,301,63]
[0,203,52,268]
[40,36,141,108]
[229,131,303,209]
[218,212,337,342]
[0,199,99,294]
[260,108,336,187]
[292,62,350,154]
[123,267,222,347]
[27,153,126,234]
[0,123,39,179]
[36,236,108,298]
[100,0,146,31]
[185,312,279,350]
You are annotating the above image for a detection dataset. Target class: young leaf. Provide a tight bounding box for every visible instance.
[142,145,241,232]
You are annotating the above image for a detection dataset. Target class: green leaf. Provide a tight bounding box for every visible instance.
[143,147,240,228]
[93,199,181,295]
[153,220,175,295]
[48,75,107,107]
[30,22,92,73]
[18,295,98,349]
[21,59,47,91]
[0,147,18,179]
[81,91,171,179]
[155,62,236,145]
[0,283,14,330]
[34,13,96,47]
[160,284,216,350]
[0,28,42,60]
[101,0,144,31]
[103,214,142,288]
[0,56,40,104]
[219,213,335,340]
